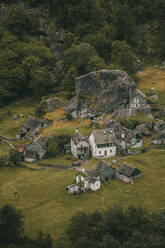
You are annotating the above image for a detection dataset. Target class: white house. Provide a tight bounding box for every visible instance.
[67,167,101,194]
[71,129,89,159]
[89,129,117,158]
[129,89,146,108]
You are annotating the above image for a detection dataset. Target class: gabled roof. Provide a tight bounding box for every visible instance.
[24,150,37,159]
[34,135,47,148]
[85,161,114,179]
[71,132,88,145]
[132,89,146,99]
[119,163,140,177]
[24,116,41,129]
[135,124,152,136]
[121,127,136,142]
[92,129,116,145]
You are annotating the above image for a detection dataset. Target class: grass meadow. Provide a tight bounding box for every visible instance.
[0,67,165,242]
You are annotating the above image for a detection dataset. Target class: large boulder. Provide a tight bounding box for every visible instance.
[67,70,136,118]
[41,97,64,112]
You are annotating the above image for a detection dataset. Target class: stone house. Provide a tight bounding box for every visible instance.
[89,129,117,158]
[23,135,47,162]
[67,161,116,194]
[153,120,165,133]
[105,119,142,154]
[135,124,152,137]
[17,116,50,140]
[119,163,141,178]
[117,127,142,154]
[129,89,146,108]
[85,161,116,182]
[71,129,89,159]
[116,163,141,183]
[151,132,165,145]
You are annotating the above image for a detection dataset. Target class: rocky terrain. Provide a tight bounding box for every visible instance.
[66,70,138,118]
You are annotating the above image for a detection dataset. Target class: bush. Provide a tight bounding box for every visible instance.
[66,112,73,121]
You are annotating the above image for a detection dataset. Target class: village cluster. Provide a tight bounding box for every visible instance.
[15,87,165,194]
[67,161,141,194]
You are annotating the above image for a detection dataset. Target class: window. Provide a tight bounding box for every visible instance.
[99,151,102,154]
[110,149,112,153]
[134,98,139,103]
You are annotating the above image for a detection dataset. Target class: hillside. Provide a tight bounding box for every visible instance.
[0,67,165,243]
[0,1,165,247]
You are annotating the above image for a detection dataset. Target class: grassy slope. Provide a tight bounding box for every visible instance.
[0,148,165,242]
[138,66,165,105]
[0,68,165,241]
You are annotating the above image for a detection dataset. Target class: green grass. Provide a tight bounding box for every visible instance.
[0,98,35,138]
[40,154,76,166]
[0,148,165,242]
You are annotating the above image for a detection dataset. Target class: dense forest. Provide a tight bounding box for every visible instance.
[0,0,165,105]
[1,204,165,248]
[0,0,165,106]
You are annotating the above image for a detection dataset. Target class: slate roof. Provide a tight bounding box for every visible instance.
[24,150,37,159]
[135,124,152,136]
[71,132,88,145]
[92,129,116,145]
[24,116,41,129]
[119,163,140,177]
[121,127,136,143]
[85,161,114,179]
[132,89,146,99]
[34,135,47,148]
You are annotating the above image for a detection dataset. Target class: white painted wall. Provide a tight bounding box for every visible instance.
[89,133,116,158]
[71,139,77,157]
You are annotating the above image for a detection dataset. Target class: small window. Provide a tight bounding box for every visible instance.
[110,149,112,153]
[134,98,139,102]
[99,151,101,154]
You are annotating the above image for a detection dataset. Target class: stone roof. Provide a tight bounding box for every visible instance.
[112,108,137,118]
[24,116,41,129]
[24,150,37,159]
[34,135,47,148]
[135,124,152,136]
[85,161,114,179]
[121,127,136,142]
[92,129,116,145]
[71,132,88,145]
[132,89,146,99]
[119,163,137,177]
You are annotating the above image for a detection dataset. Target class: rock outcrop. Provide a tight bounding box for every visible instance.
[66,70,137,118]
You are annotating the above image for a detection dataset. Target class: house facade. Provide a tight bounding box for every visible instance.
[71,129,89,159]
[129,89,146,108]
[23,135,47,162]
[67,161,116,194]
[89,129,117,158]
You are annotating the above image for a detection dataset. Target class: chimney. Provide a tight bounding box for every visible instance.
[75,128,78,134]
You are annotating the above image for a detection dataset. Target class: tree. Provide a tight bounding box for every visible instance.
[87,55,106,72]
[9,148,22,165]
[62,66,78,91]
[111,41,137,74]
[1,5,38,37]
[62,43,97,75]
[46,134,70,158]
[0,205,24,245]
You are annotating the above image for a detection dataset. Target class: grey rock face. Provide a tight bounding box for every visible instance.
[74,70,136,117]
